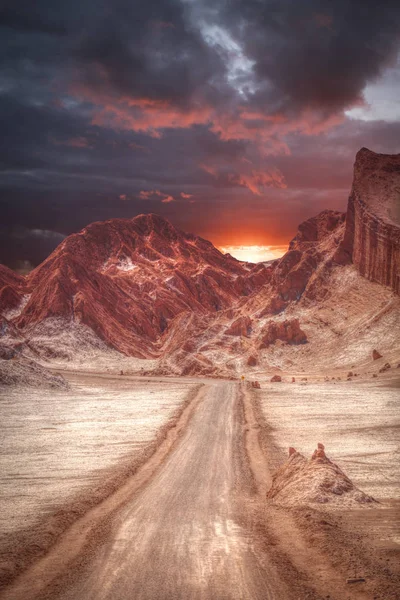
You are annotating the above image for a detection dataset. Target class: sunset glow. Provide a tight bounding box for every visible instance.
[219,245,287,263]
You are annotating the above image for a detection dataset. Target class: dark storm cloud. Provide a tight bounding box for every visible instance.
[0,225,65,270]
[0,0,399,266]
[212,0,400,115]
[75,1,227,109]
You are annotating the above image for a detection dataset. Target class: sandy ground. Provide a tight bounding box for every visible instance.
[0,374,201,585]
[0,373,399,599]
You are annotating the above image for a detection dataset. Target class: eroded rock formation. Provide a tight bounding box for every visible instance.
[260,319,307,348]
[267,444,376,507]
[225,316,252,337]
[339,148,400,294]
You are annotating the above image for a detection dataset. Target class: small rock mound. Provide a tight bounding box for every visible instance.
[270,374,282,382]
[267,444,376,507]
[373,349,382,360]
[247,380,260,389]
[247,355,257,366]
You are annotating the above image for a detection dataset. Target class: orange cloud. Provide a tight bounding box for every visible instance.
[180,192,193,198]
[200,160,286,195]
[200,163,218,177]
[230,169,287,195]
[139,189,175,203]
[49,135,91,148]
[70,70,345,153]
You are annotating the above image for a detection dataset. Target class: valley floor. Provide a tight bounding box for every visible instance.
[0,371,399,599]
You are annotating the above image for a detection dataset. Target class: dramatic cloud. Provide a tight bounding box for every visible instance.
[0,0,399,265]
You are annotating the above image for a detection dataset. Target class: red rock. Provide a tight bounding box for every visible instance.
[250,380,261,389]
[258,294,287,317]
[379,363,391,373]
[0,266,27,314]
[271,375,282,382]
[288,447,297,456]
[269,210,346,304]
[289,210,346,251]
[291,377,295,383]
[247,355,257,366]
[225,316,252,337]
[372,349,382,360]
[312,443,327,461]
[338,148,400,294]
[260,319,307,348]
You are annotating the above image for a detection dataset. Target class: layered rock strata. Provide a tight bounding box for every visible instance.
[339,148,400,294]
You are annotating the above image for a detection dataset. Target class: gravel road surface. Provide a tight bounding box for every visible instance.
[59,381,277,600]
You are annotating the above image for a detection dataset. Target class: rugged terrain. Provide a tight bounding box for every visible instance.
[1,149,399,380]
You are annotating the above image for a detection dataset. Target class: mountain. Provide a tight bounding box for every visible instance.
[0,149,399,376]
[1,214,270,358]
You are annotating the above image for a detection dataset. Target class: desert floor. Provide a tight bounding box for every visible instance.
[0,371,399,600]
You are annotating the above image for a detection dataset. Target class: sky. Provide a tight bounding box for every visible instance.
[1,0,400,267]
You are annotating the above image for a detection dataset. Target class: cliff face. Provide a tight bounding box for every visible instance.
[340,148,400,294]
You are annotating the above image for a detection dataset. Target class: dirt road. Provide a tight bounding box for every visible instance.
[52,381,280,600]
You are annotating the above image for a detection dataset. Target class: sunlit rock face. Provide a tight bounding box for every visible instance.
[340,148,400,294]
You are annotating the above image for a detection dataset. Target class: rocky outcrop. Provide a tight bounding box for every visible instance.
[372,349,382,360]
[225,316,252,337]
[289,210,345,251]
[267,444,376,507]
[339,148,400,294]
[268,210,346,305]
[247,380,261,389]
[0,266,26,314]
[247,355,257,366]
[260,318,307,348]
[270,375,282,382]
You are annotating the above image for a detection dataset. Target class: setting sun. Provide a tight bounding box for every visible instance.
[219,245,287,263]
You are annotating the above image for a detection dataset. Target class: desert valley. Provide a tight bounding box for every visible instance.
[0,147,398,599]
